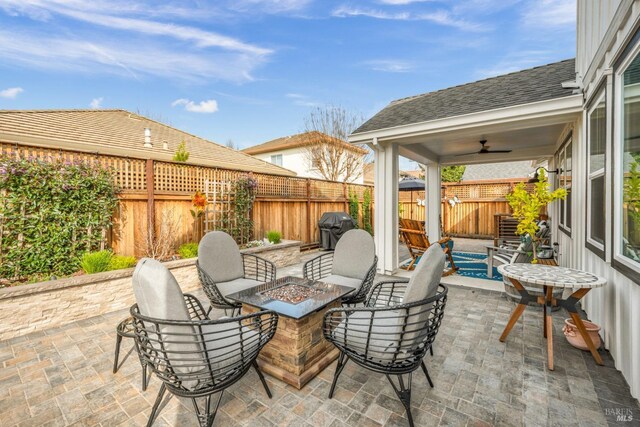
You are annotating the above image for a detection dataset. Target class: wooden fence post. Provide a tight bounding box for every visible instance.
[306,179,312,243]
[343,182,348,213]
[146,159,155,244]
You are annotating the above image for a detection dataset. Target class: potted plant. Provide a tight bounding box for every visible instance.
[502,170,566,306]
[505,170,566,263]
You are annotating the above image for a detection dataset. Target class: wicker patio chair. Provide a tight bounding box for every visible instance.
[486,220,552,277]
[112,290,209,391]
[399,218,457,276]
[323,244,448,427]
[130,258,278,427]
[197,231,276,315]
[303,229,377,305]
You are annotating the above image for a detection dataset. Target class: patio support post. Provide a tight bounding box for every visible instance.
[371,140,399,274]
[425,163,441,241]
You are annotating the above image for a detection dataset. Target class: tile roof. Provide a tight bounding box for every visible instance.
[353,59,577,134]
[0,109,296,176]
[243,131,368,155]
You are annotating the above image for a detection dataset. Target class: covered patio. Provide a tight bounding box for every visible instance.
[350,59,581,274]
[1,252,636,427]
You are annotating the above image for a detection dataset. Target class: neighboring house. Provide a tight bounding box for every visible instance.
[0,109,296,176]
[243,131,367,183]
[349,2,640,399]
[363,162,374,186]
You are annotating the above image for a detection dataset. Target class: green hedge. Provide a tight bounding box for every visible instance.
[0,158,119,281]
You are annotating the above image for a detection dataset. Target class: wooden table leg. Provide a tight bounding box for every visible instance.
[499,278,534,342]
[543,285,548,338]
[545,286,555,370]
[558,288,604,366]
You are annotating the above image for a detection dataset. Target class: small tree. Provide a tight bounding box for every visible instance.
[441,165,466,182]
[302,106,369,183]
[505,170,566,262]
[226,139,237,150]
[173,141,190,162]
[362,188,373,235]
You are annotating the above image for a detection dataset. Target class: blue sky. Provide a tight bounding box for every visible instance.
[0,0,576,168]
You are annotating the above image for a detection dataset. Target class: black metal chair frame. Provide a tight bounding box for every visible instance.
[131,299,278,427]
[323,281,448,427]
[303,253,378,305]
[113,294,209,391]
[197,253,276,315]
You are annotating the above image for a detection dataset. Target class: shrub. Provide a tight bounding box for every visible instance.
[80,250,113,274]
[173,141,190,162]
[108,255,137,270]
[178,242,198,259]
[362,188,373,235]
[348,190,359,227]
[266,230,282,244]
[0,158,119,281]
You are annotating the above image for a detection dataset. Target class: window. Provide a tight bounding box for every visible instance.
[616,47,640,268]
[270,154,283,166]
[587,91,607,253]
[556,136,572,233]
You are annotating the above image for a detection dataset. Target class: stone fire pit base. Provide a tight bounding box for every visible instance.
[242,301,340,389]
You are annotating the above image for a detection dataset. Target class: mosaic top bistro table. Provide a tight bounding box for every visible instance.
[497,263,607,370]
[226,276,354,389]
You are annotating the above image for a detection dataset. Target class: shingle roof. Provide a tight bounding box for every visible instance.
[0,109,296,176]
[353,59,577,134]
[461,161,536,181]
[243,131,368,156]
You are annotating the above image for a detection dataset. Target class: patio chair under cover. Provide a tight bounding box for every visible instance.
[486,220,552,276]
[197,231,276,314]
[130,258,278,427]
[399,218,458,275]
[323,244,448,427]
[303,229,378,305]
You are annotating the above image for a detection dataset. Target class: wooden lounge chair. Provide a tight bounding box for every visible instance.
[399,218,458,276]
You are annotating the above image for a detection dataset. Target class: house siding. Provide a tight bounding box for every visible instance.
[253,147,365,184]
[572,0,640,399]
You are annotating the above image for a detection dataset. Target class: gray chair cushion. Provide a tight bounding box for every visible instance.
[333,311,401,362]
[216,278,261,297]
[402,244,445,304]
[132,258,191,321]
[318,274,362,289]
[201,323,258,372]
[198,231,245,283]
[332,229,376,279]
[131,258,201,386]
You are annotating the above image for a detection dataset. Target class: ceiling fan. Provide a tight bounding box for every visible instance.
[456,139,512,156]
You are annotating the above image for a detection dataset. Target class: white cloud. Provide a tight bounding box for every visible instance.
[89,97,103,109]
[521,0,575,28]
[332,6,485,31]
[0,28,266,82]
[364,59,415,73]
[285,93,319,107]
[377,0,433,4]
[0,1,272,82]
[0,86,23,98]
[172,98,219,113]
[230,0,312,13]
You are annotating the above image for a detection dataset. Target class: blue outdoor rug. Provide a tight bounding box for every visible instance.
[403,251,503,281]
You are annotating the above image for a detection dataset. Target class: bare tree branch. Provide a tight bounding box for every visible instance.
[301,106,371,183]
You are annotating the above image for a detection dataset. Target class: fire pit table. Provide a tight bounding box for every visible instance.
[226,276,354,389]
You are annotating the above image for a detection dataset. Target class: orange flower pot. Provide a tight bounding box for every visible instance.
[562,318,601,351]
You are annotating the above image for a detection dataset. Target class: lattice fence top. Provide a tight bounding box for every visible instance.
[0,142,146,192]
[0,143,374,200]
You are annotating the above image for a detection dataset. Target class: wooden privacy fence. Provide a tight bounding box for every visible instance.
[398,179,533,239]
[0,142,374,256]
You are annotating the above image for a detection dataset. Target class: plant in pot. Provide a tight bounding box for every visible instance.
[503,170,566,306]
